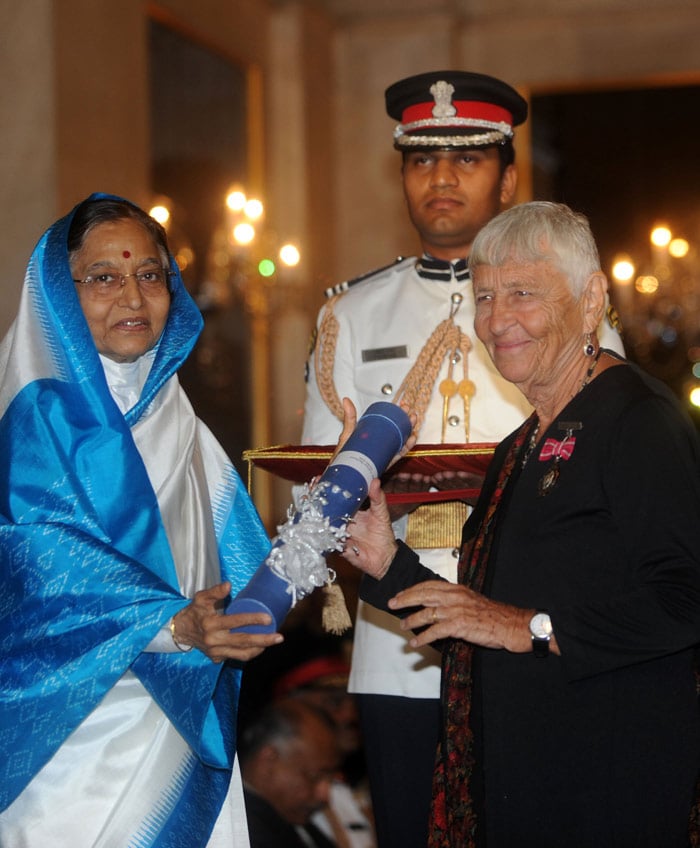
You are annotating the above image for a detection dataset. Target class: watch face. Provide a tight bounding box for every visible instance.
[529,612,552,639]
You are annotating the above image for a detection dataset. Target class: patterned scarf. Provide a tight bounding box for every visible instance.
[429,413,538,847]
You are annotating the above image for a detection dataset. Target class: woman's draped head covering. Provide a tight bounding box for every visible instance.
[0,192,202,425]
[0,194,270,838]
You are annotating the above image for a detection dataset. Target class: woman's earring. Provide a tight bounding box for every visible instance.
[583,333,595,357]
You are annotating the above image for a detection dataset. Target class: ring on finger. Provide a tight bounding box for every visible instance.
[351,545,360,556]
[432,607,438,623]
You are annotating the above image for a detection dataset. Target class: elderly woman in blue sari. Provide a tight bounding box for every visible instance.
[0,195,282,847]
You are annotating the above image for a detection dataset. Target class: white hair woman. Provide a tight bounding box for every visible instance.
[340,201,700,847]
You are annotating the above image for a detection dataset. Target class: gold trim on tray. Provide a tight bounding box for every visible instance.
[242,443,497,497]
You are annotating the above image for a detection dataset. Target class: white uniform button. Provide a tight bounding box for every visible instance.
[452,548,460,558]
[448,415,460,427]
[381,383,393,396]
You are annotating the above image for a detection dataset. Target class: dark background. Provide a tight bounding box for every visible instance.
[532,84,700,427]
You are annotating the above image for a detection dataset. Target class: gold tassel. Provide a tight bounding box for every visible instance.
[322,579,352,634]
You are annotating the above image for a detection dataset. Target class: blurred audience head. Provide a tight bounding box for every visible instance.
[274,655,361,761]
[239,698,340,826]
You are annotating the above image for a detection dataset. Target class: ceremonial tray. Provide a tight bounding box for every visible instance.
[243,443,497,504]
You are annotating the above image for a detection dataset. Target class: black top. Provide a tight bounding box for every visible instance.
[362,362,700,847]
[243,788,337,848]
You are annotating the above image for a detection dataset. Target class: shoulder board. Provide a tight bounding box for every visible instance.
[324,256,411,299]
[606,302,623,333]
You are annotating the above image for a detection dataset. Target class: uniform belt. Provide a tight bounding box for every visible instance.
[405,501,469,550]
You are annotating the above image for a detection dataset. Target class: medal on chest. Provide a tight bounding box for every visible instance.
[537,421,582,496]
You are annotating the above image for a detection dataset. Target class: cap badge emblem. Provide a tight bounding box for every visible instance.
[430,81,457,118]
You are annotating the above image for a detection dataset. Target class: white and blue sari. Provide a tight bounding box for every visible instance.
[0,195,271,846]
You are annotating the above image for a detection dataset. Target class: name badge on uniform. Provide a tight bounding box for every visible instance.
[361,345,409,362]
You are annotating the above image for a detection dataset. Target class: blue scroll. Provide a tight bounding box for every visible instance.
[227,402,412,632]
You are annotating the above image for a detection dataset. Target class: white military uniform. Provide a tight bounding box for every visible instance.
[302,255,625,700]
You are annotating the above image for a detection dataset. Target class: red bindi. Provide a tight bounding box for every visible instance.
[122,250,131,258]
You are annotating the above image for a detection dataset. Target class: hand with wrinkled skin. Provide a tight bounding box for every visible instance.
[341,473,560,656]
[171,582,284,663]
[341,477,399,580]
[388,581,560,655]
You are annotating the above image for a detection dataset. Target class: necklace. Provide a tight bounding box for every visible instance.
[579,346,603,392]
[521,421,541,468]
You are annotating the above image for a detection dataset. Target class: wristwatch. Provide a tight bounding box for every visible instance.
[529,611,552,658]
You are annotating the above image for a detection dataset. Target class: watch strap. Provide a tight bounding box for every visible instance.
[529,610,551,658]
[532,635,550,658]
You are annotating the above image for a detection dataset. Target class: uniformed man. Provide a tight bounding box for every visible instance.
[301,70,623,848]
